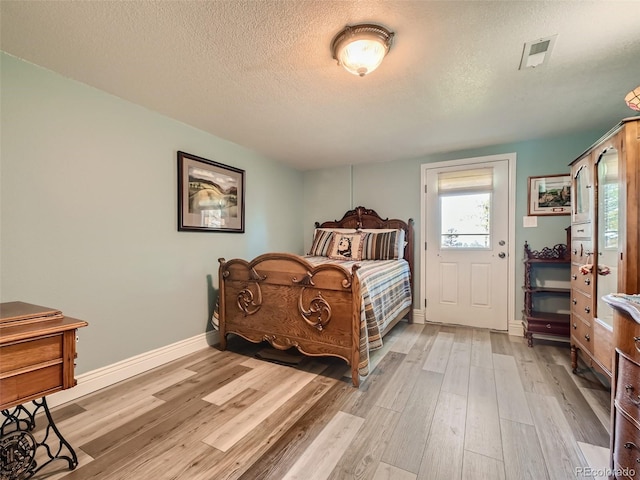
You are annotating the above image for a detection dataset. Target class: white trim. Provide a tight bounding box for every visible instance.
[47,331,217,408]
[509,320,524,336]
[420,153,517,332]
[412,308,426,324]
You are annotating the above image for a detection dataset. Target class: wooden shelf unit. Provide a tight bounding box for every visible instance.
[522,239,571,347]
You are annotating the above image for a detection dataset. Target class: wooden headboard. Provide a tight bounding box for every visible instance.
[315,206,414,292]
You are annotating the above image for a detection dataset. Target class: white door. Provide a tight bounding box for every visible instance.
[423,157,512,330]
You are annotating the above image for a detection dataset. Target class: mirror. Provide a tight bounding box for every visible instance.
[595,147,619,326]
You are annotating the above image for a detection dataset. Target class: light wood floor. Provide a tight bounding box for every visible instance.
[35,322,612,480]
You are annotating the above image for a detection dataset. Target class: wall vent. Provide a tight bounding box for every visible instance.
[519,35,557,69]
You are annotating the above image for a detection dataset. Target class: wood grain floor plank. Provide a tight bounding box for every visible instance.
[202,363,327,452]
[327,405,400,480]
[389,323,424,354]
[341,351,405,418]
[202,359,287,405]
[372,462,417,480]
[538,363,610,447]
[493,353,534,425]
[281,411,365,480]
[59,396,220,480]
[422,331,454,373]
[172,374,342,480]
[375,324,435,412]
[510,339,556,396]
[470,328,493,368]
[75,367,197,413]
[465,366,503,461]
[461,450,506,480]
[441,341,471,397]
[489,331,513,355]
[237,371,354,480]
[500,419,550,480]
[527,392,593,480]
[579,387,612,435]
[380,370,443,473]
[577,441,610,478]
[418,391,467,480]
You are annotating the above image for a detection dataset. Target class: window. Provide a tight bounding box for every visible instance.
[438,168,492,249]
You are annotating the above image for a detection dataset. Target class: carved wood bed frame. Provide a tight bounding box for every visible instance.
[217,206,414,386]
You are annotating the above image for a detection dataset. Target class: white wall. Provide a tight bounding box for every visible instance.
[0,53,304,373]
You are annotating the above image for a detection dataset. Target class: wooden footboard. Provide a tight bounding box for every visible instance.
[218,253,363,386]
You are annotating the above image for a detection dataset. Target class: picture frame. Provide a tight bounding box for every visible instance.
[527,174,571,216]
[177,151,245,233]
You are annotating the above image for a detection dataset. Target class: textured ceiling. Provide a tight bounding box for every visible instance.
[1,1,639,170]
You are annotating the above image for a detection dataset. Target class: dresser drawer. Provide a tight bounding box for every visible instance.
[616,352,640,424]
[571,239,594,261]
[526,318,570,336]
[571,291,593,324]
[0,334,63,374]
[0,364,63,409]
[571,317,593,353]
[613,410,640,480]
[571,223,592,239]
[571,264,594,296]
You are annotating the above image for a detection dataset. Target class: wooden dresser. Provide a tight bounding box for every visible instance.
[568,117,639,379]
[605,295,640,480]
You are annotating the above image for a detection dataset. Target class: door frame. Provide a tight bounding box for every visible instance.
[419,153,517,332]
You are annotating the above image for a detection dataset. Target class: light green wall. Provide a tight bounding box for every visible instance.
[303,130,606,324]
[0,53,304,373]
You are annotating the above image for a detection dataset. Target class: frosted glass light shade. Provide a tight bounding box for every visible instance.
[625,85,640,111]
[331,24,394,77]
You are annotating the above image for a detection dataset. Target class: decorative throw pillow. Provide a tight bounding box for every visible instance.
[360,228,405,259]
[327,232,365,261]
[361,230,402,260]
[308,228,356,256]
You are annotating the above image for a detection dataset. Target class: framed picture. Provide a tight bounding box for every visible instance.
[527,174,571,216]
[177,151,245,232]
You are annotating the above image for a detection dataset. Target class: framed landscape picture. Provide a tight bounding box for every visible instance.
[177,151,245,233]
[527,174,571,216]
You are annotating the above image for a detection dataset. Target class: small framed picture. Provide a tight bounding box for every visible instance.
[527,174,571,216]
[177,151,245,232]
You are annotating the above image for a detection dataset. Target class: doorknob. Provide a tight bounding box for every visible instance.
[498,240,506,246]
[498,252,506,258]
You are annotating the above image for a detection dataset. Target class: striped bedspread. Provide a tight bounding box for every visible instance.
[305,256,413,377]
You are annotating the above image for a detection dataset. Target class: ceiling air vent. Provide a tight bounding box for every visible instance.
[519,35,557,70]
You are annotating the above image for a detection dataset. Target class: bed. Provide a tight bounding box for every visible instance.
[215,206,414,386]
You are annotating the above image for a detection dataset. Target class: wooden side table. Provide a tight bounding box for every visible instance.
[0,301,88,479]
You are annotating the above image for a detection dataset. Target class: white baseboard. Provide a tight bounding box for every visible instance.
[509,320,524,336]
[47,331,219,408]
[412,308,426,324]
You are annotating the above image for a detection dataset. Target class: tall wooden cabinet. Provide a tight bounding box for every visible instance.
[569,117,640,379]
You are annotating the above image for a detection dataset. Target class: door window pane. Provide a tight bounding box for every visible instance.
[440,193,491,248]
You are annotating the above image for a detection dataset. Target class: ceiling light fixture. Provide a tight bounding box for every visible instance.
[625,85,640,111]
[331,23,394,77]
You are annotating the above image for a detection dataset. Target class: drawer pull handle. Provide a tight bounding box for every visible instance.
[584,278,591,285]
[572,249,578,255]
[584,334,590,341]
[572,274,577,280]
[624,442,638,450]
[635,336,640,353]
[546,324,552,329]
[584,306,590,314]
[626,384,635,393]
[573,323,577,330]
[572,299,577,305]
